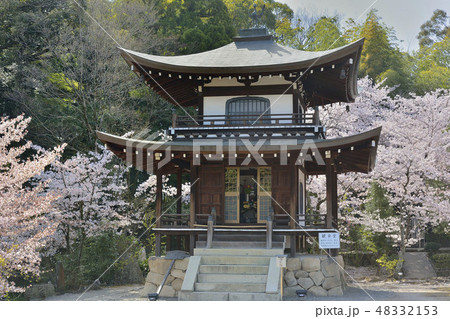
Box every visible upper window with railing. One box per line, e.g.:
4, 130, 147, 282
226, 97, 270, 125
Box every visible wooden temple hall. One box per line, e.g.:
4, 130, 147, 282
97, 27, 381, 257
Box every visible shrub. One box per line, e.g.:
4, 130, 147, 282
342, 252, 377, 267
376, 254, 401, 277
425, 242, 442, 253
425, 230, 450, 247
57, 232, 142, 290
430, 253, 450, 277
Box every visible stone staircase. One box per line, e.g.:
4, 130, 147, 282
179, 234, 285, 301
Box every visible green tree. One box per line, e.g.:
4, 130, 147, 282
0, 0, 76, 117
156, 0, 235, 54
412, 13, 450, 95
345, 9, 413, 96
2, 0, 173, 153
223, 0, 299, 46
378, 51, 414, 96
304, 16, 346, 51
417, 9, 449, 48
223, 0, 276, 31
365, 182, 395, 219
355, 10, 396, 81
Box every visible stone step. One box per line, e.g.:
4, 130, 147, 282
199, 264, 269, 274
196, 241, 284, 249
197, 273, 267, 283
195, 282, 266, 293
179, 291, 279, 301
194, 248, 284, 256
179, 291, 229, 301
200, 255, 270, 265
229, 292, 280, 301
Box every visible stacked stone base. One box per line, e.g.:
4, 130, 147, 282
141, 254, 345, 299
25, 283, 56, 300
283, 255, 346, 297
141, 257, 189, 298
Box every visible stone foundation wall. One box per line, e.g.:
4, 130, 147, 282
283, 255, 346, 297
25, 283, 56, 300
141, 257, 190, 298
141, 254, 345, 299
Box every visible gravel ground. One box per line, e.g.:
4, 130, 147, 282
44, 285, 148, 301
45, 279, 450, 301
284, 280, 450, 301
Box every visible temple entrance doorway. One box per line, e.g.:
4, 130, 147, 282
224, 167, 272, 224
239, 168, 258, 223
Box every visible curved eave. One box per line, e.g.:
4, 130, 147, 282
120, 38, 364, 107
119, 39, 364, 74
96, 126, 381, 175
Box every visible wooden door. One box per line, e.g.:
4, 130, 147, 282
198, 164, 224, 224
271, 165, 291, 218
224, 167, 239, 223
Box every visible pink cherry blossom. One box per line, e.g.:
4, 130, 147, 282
0, 115, 64, 296
39, 145, 137, 252
308, 78, 449, 249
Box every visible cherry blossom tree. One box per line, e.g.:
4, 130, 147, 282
135, 175, 190, 204
40, 145, 135, 256
0, 115, 64, 296
307, 78, 450, 253
369, 89, 449, 253
134, 174, 190, 227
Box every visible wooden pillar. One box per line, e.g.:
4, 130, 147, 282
167, 169, 183, 251
299, 235, 307, 253
325, 159, 338, 229
313, 106, 320, 126
189, 163, 198, 255
176, 235, 182, 251
298, 90, 307, 114
189, 164, 197, 227
266, 216, 273, 249
171, 111, 178, 128
326, 159, 338, 257
155, 170, 163, 257
189, 234, 195, 256
206, 216, 214, 248
176, 168, 182, 215
293, 86, 300, 123
197, 86, 204, 124
289, 156, 299, 257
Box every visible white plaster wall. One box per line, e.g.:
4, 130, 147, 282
204, 94, 292, 116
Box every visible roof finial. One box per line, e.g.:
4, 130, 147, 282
250, 3, 265, 28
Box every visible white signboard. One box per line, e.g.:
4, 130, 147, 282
319, 232, 340, 249
276, 255, 287, 268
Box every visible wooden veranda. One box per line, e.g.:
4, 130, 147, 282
97, 126, 381, 256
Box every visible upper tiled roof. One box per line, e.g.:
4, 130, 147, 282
120, 38, 364, 74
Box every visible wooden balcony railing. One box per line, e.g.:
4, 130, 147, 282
161, 213, 189, 227
191, 212, 328, 228
169, 111, 325, 139
273, 213, 328, 228
172, 112, 319, 128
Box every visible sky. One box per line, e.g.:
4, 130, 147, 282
278, 0, 450, 52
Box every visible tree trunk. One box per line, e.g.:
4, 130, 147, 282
394, 216, 406, 279
76, 202, 85, 270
